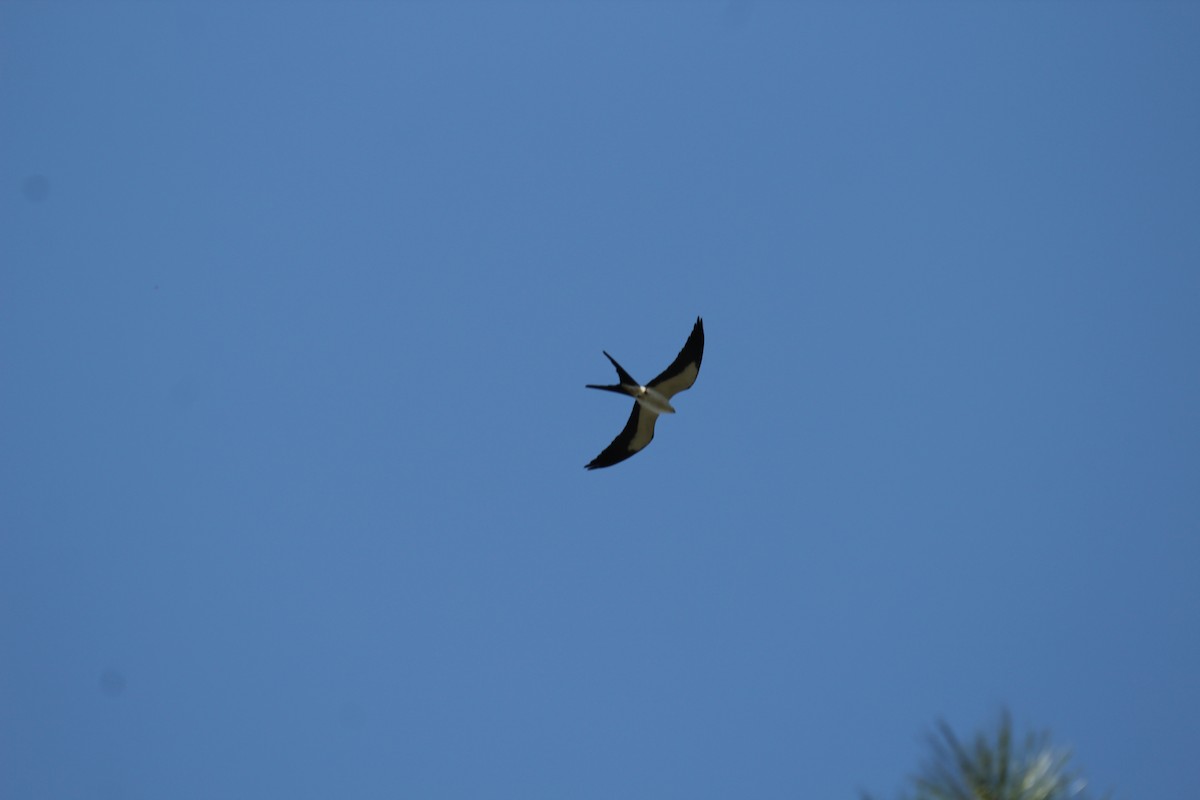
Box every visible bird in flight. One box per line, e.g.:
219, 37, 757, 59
585, 317, 704, 470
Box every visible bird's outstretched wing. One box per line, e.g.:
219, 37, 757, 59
647, 316, 704, 399
585, 403, 660, 470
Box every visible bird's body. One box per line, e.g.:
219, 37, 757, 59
584, 317, 704, 470
630, 386, 676, 416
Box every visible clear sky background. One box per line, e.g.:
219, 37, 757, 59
3, 2, 1198, 798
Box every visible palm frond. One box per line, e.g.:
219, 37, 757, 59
887, 710, 1098, 800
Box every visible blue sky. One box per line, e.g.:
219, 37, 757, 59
3, 2, 1198, 798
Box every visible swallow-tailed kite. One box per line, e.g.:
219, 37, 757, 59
585, 317, 704, 470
